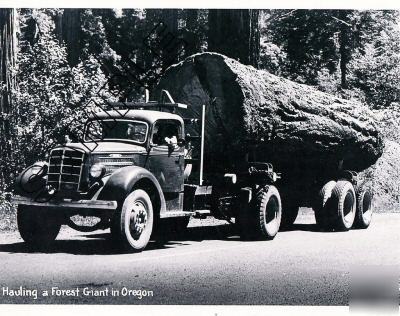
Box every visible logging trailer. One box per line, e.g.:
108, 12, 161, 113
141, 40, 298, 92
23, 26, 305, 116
11, 91, 373, 251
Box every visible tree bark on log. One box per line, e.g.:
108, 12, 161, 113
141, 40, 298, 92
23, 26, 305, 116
155, 52, 383, 179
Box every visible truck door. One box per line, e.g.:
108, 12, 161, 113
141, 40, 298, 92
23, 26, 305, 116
147, 119, 184, 192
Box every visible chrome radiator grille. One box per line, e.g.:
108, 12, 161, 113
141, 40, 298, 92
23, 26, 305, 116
47, 148, 85, 191
93, 156, 136, 174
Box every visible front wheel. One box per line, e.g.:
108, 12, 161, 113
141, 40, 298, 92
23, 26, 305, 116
112, 189, 154, 252
17, 206, 62, 247
238, 186, 282, 240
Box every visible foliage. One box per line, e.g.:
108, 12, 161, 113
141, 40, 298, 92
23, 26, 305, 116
0, 191, 16, 231
359, 105, 400, 211
349, 29, 400, 107
259, 41, 287, 76
80, 9, 120, 64
13, 9, 112, 169
260, 9, 400, 109
261, 10, 340, 84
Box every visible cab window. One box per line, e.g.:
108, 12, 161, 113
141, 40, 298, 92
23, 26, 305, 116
152, 120, 182, 146
85, 119, 148, 144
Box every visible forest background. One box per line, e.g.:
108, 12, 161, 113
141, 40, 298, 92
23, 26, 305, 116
1, 9, 400, 228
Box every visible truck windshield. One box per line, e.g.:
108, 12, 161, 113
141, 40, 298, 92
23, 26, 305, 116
84, 119, 148, 144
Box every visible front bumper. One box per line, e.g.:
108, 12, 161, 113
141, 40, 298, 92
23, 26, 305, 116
11, 195, 117, 211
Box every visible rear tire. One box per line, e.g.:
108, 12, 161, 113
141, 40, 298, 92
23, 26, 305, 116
112, 189, 154, 252
314, 180, 336, 228
353, 187, 373, 229
238, 186, 282, 240
328, 180, 356, 231
17, 206, 61, 247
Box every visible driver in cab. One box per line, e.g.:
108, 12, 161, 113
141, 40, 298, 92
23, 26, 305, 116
153, 123, 178, 148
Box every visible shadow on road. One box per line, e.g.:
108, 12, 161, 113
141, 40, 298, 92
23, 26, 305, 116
280, 223, 322, 232
0, 222, 326, 255
0, 223, 240, 255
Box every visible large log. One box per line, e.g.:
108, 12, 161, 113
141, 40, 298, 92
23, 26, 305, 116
155, 53, 383, 179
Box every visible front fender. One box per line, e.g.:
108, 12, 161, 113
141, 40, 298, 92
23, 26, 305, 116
14, 162, 48, 197
97, 166, 166, 214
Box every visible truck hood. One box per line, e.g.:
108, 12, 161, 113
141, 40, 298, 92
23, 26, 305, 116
64, 141, 147, 154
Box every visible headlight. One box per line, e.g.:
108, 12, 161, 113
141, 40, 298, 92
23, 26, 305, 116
90, 163, 106, 179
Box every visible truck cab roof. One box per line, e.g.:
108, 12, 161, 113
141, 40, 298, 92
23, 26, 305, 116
88, 109, 184, 125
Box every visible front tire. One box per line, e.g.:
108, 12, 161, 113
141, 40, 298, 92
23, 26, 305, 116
112, 189, 154, 252
17, 206, 61, 247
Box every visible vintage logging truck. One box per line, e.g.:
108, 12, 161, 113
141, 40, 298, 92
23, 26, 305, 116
11, 90, 374, 251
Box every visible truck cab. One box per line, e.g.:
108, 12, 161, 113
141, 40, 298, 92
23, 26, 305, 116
83, 110, 186, 194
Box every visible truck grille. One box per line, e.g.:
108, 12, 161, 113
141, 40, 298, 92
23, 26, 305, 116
47, 148, 85, 191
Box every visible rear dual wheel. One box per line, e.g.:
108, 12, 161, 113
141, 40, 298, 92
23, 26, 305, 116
315, 180, 356, 230
353, 187, 373, 229
314, 180, 372, 231
329, 180, 357, 231
238, 185, 282, 240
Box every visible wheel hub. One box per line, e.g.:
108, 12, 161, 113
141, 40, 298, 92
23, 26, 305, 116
129, 201, 148, 239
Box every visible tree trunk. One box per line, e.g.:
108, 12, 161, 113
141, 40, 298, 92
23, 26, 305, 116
0, 8, 17, 190
249, 9, 260, 68
184, 9, 199, 56
56, 9, 82, 66
161, 9, 179, 69
338, 10, 351, 89
208, 9, 260, 67
155, 53, 383, 180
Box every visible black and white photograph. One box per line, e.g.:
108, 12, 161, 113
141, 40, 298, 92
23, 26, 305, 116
0, 2, 399, 313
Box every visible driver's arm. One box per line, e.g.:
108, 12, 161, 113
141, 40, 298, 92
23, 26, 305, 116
165, 135, 178, 145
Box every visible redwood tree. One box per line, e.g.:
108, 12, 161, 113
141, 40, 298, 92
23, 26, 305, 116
208, 9, 260, 67
0, 8, 17, 191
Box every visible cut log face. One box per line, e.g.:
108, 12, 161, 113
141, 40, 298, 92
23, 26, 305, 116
155, 52, 383, 179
